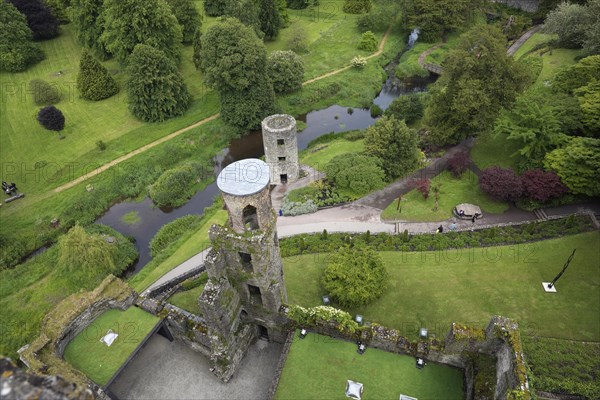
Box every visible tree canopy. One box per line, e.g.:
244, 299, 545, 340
364, 115, 420, 179
543, 1, 590, 49
267, 50, 304, 93
324, 153, 385, 195
126, 44, 190, 122
77, 49, 119, 101
0, 1, 44, 72
101, 0, 182, 64
70, 0, 108, 59
321, 245, 388, 308
258, 0, 283, 40
424, 25, 529, 145
8, 0, 59, 40
165, 0, 202, 43
37, 106, 65, 132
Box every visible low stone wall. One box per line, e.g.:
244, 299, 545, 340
143, 265, 205, 300
266, 330, 295, 400
163, 304, 212, 357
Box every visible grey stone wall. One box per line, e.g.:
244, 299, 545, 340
262, 114, 299, 184
222, 184, 273, 233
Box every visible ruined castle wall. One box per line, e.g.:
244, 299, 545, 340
262, 114, 299, 184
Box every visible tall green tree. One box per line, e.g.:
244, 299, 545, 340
77, 49, 119, 101
495, 100, 565, 164
101, 0, 182, 64
258, 0, 283, 40
424, 25, 529, 145
544, 137, 600, 197
0, 1, 44, 72
404, 0, 482, 42
204, 0, 226, 16
223, 0, 263, 38
364, 115, 420, 179
70, 0, 108, 59
267, 50, 304, 93
201, 18, 276, 129
192, 28, 202, 70
582, 0, 600, 55
165, 0, 201, 43
8, 0, 59, 40
543, 1, 589, 49
575, 80, 600, 135
126, 44, 191, 122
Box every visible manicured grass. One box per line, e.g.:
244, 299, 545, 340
168, 284, 206, 315
299, 138, 364, 170
471, 131, 521, 171
394, 42, 432, 78
120, 211, 140, 225
521, 336, 600, 399
275, 330, 464, 400
381, 170, 508, 221
283, 232, 600, 341
513, 32, 555, 60
128, 209, 228, 292
64, 307, 160, 386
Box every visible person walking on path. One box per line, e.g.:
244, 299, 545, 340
436, 224, 443, 234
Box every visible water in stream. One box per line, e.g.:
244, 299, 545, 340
97, 71, 437, 274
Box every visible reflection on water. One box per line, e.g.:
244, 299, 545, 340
98, 74, 437, 275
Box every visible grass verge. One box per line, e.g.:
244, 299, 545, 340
283, 232, 600, 341
168, 285, 206, 315
299, 138, 365, 170
275, 330, 464, 399
64, 307, 160, 386
381, 170, 508, 221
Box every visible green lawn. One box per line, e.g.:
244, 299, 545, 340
471, 131, 521, 171
283, 232, 600, 341
275, 330, 464, 400
64, 307, 160, 386
168, 284, 206, 315
381, 170, 508, 221
300, 138, 365, 170
128, 209, 228, 292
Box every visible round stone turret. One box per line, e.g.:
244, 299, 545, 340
217, 158, 274, 233
262, 114, 299, 185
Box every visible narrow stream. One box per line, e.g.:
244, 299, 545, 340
97, 68, 437, 274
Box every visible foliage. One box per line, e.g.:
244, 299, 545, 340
204, 0, 227, 16
0, 1, 44, 72
357, 30, 378, 51
582, 0, 600, 55
364, 115, 420, 179
574, 80, 600, 135
324, 153, 385, 196
126, 44, 190, 122
543, 1, 589, 49
343, 0, 371, 14
479, 166, 522, 202
180, 272, 209, 291
258, 0, 283, 39
286, 0, 319, 9
8, 0, 59, 40
552, 55, 600, 95
287, 23, 309, 53
223, 0, 263, 39
351, 55, 367, 68
29, 79, 60, 105
544, 136, 600, 197
165, 0, 201, 44
148, 163, 201, 207
404, 0, 482, 42
150, 215, 201, 257
411, 178, 430, 200
495, 99, 565, 164
369, 103, 382, 117
287, 305, 359, 333
520, 169, 567, 203
201, 18, 275, 128
522, 336, 600, 399
37, 105, 65, 132
56, 225, 137, 287
192, 28, 202, 70
383, 94, 423, 124
76, 49, 119, 101
424, 25, 529, 145
267, 50, 304, 93
70, 0, 108, 59
281, 198, 318, 216
447, 151, 471, 177
101, 0, 182, 64
321, 245, 388, 308
356, 1, 399, 32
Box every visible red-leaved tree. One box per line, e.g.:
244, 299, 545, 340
521, 169, 568, 203
447, 151, 471, 177
479, 166, 522, 202
412, 178, 430, 199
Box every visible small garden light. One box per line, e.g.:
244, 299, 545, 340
357, 341, 366, 355
299, 328, 307, 339
416, 358, 425, 369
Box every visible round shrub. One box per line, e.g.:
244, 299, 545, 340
281, 198, 318, 216
357, 30, 378, 51
370, 103, 382, 118
383, 94, 423, 124
351, 55, 367, 68
520, 169, 568, 203
324, 153, 385, 196
37, 105, 65, 132
343, 0, 371, 14
267, 50, 304, 93
321, 245, 388, 307
148, 163, 199, 207
447, 151, 471, 178
480, 166, 522, 202
29, 79, 60, 105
